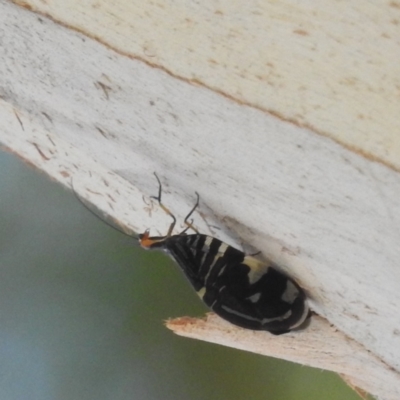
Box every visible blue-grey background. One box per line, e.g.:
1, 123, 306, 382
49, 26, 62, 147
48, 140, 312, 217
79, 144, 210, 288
0, 148, 360, 400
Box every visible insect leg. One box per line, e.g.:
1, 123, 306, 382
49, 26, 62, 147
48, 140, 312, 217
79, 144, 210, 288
151, 173, 176, 237
180, 219, 195, 234
182, 192, 200, 233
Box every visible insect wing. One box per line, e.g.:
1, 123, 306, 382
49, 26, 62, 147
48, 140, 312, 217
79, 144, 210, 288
164, 234, 309, 334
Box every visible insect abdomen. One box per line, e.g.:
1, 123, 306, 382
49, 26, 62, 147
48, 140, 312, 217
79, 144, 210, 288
163, 234, 310, 334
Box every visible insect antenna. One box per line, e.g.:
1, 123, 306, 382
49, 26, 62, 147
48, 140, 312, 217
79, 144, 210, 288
71, 180, 138, 239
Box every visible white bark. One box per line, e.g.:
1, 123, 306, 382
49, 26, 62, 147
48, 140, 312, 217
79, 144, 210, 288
167, 314, 399, 400
1, 1, 400, 399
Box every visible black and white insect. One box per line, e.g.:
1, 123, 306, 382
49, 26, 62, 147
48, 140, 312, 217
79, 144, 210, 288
139, 174, 310, 335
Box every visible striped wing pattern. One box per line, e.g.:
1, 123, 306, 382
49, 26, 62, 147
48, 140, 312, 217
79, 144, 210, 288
162, 234, 309, 334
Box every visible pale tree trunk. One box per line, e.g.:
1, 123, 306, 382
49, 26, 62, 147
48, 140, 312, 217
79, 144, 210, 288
1, 1, 400, 399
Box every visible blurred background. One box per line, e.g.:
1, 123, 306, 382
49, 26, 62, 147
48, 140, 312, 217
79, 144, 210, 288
0, 147, 361, 400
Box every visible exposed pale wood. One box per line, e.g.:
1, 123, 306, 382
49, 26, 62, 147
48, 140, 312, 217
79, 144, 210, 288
340, 374, 372, 400
167, 314, 399, 400
12, 0, 400, 172
1, 1, 400, 399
